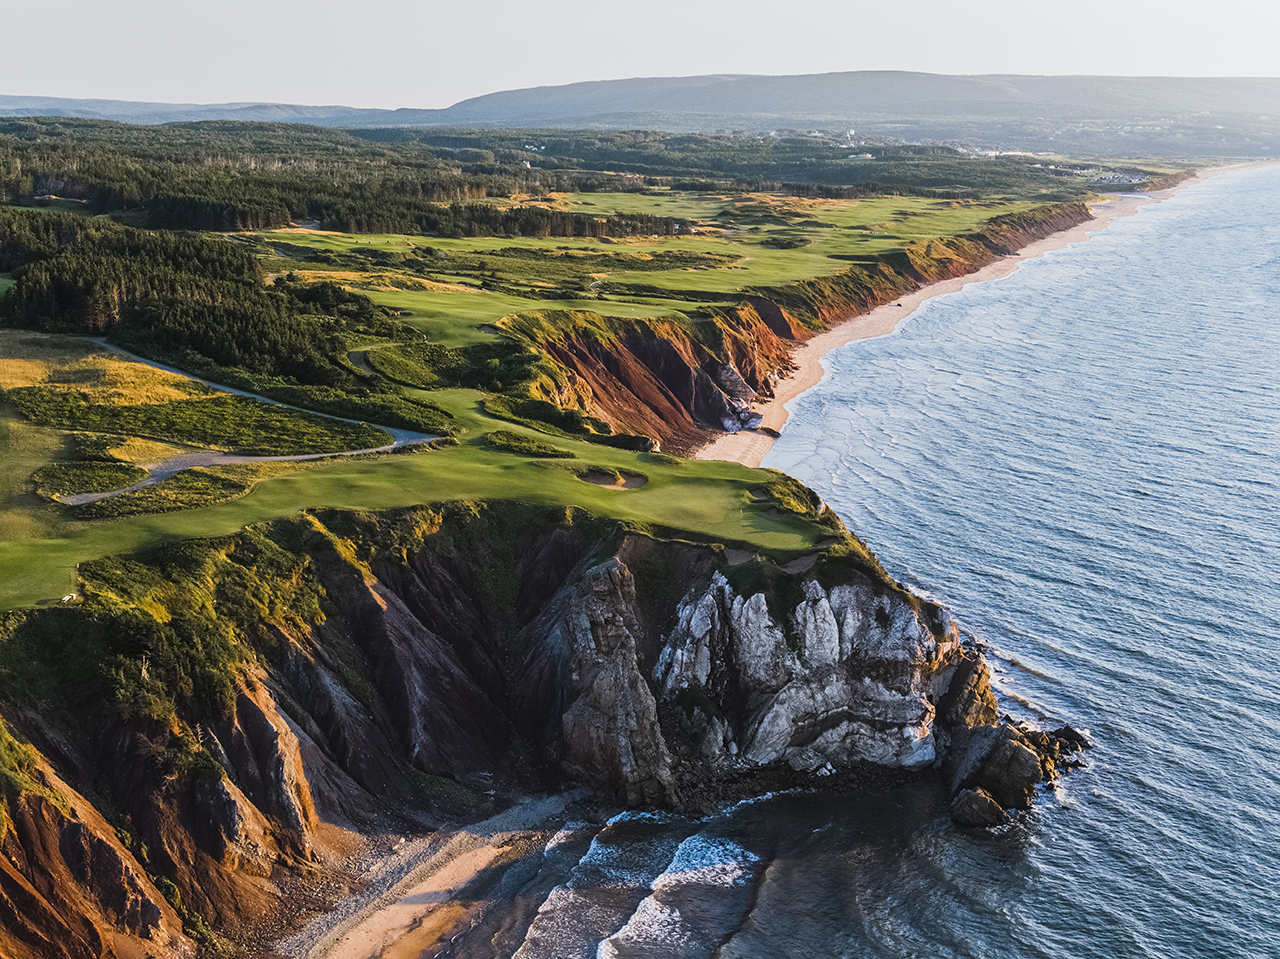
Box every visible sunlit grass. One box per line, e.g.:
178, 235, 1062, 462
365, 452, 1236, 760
258, 191, 1029, 347
0, 385, 825, 609
357, 286, 686, 348
0, 331, 209, 403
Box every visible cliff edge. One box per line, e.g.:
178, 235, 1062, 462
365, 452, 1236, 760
0, 501, 1078, 951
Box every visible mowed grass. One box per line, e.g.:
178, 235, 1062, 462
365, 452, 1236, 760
357, 287, 687, 348
0, 385, 826, 609
258, 192, 1030, 343
0, 275, 14, 298
0, 407, 65, 542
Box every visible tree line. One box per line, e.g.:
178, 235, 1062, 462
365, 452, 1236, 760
0, 119, 692, 236
0, 118, 1103, 240
1, 207, 360, 384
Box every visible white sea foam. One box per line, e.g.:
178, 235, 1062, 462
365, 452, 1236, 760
596, 834, 764, 958
656, 834, 762, 890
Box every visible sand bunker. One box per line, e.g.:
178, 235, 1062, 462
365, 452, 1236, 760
577, 467, 648, 489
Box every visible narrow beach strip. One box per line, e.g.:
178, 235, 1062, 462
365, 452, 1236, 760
695, 165, 1255, 469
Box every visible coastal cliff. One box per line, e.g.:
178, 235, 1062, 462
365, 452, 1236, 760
497, 203, 1093, 453
0, 502, 1069, 952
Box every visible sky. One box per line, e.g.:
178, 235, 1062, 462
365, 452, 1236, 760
4, 0, 1278, 109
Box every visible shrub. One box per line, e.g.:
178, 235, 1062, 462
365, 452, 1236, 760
484, 430, 576, 458
32, 462, 148, 499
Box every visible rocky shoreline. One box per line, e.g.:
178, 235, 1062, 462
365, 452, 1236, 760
946, 718, 1092, 828
0, 502, 1092, 957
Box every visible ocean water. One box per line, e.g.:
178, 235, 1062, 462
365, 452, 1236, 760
434, 166, 1280, 959
759, 164, 1280, 958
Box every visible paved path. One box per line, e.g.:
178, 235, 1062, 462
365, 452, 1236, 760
63, 341, 438, 504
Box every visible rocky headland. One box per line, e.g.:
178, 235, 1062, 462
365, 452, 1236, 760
0, 182, 1100, 959
0, 501, 1085, 956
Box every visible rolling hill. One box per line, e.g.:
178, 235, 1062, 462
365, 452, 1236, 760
3, 72, 1279, 155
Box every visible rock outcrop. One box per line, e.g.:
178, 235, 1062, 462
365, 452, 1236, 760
0, 501, 1085, 947
945, 720, 1093, 826
515, 547, 989, 808
949, 788, 1008, 827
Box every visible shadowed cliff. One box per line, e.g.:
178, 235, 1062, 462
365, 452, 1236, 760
0, 500, 1022, 952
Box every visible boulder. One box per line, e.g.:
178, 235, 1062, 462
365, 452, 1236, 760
946, 723, 1044, 810
1049, 724, 1092, 751
950, 788, 1007, 827
935, 649, 999, 728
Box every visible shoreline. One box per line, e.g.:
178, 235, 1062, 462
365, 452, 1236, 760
694, 163, 1261, 469
275, 793, 579, 959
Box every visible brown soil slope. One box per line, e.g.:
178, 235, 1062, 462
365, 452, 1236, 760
508, 203, 1091, 453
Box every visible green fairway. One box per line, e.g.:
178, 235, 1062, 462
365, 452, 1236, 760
358, 286, 688, 347
0, 386, 829, 609
0, 446, 823, 610
257, 192, 1030, 347
0, 409, 64, 543
0, 190, 1049, 609
0, 274, 14, 298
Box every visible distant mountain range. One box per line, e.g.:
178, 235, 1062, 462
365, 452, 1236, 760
4, 72, 1279, 156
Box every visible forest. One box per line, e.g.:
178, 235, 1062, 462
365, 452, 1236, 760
0, 118, 1161, 236
0, 207, 456, 434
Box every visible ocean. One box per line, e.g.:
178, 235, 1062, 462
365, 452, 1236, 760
759, 163, 1280, 958
396, 166, 1280, 959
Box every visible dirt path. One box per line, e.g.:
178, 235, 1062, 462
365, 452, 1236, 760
65, 341, 438, 504
346, 341, 407, 378
348, 349, 379, 376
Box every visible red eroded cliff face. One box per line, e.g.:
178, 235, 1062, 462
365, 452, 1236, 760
0, 754, 193, 959
507, 203, 1092, 452
536, 307, 796, 454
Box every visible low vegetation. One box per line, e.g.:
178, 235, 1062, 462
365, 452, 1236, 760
68, 468, 252, 519
4, 386, 391, 455
485, 429, 576, 458
31, 461, 147, 499
362, 338, 546, 393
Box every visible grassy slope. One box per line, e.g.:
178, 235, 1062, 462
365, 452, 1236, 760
0, 385, 824, 609
357, 287, 686, 346
0, 407, 64, 543
0, 189, 1056, 608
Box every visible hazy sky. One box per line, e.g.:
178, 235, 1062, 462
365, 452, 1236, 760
4, 0, 1277, 108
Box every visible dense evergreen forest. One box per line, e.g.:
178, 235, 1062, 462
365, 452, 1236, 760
0, 118, 1131, 237
0, 207, 456, 433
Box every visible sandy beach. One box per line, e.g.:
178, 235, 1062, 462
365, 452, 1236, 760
695, 165, 1259, 468
275, 793, 580, 959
